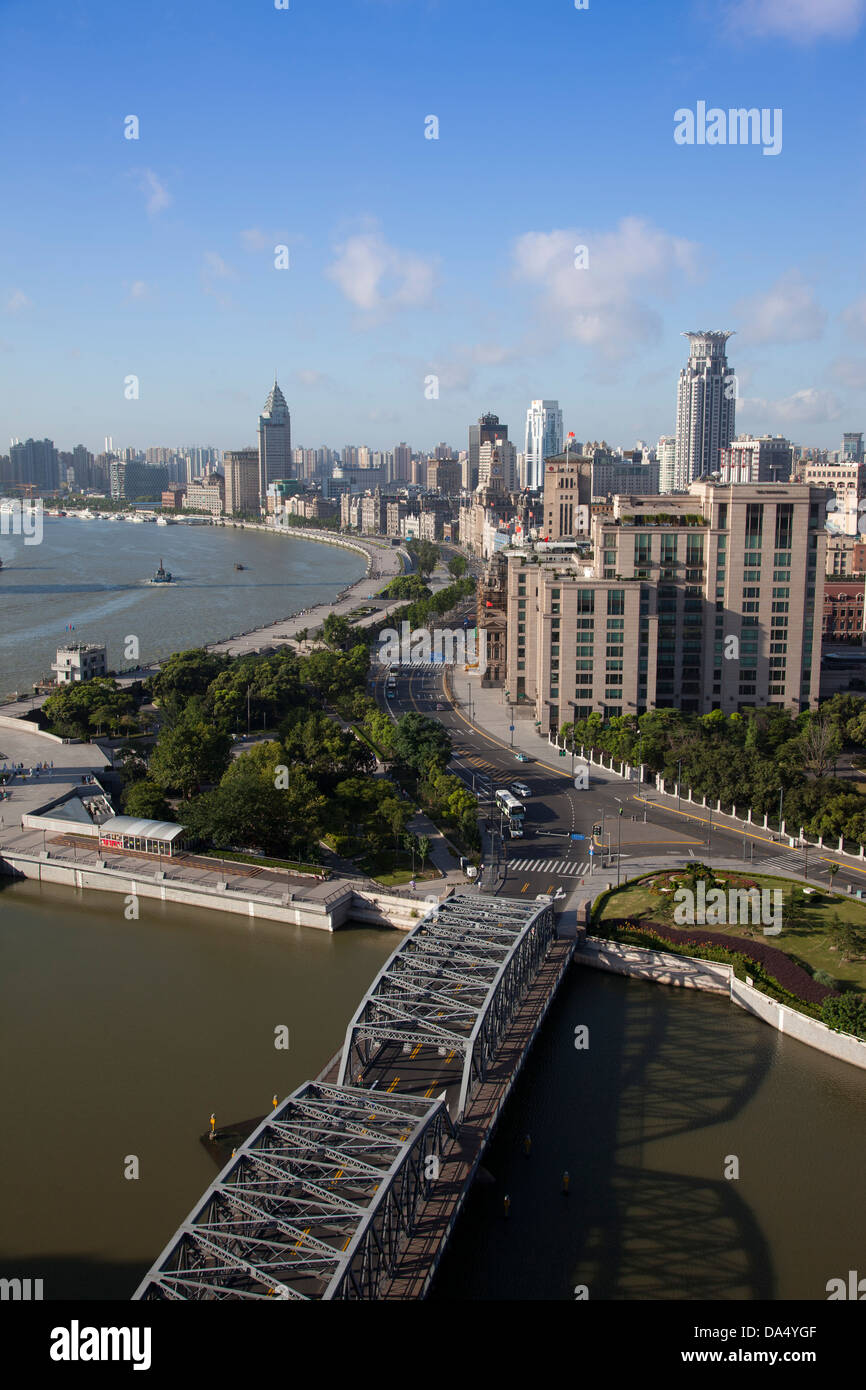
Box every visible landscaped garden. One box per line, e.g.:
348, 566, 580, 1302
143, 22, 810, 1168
592, 865, 866, 1037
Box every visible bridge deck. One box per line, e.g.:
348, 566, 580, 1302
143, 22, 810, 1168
378, 936, 574, 1299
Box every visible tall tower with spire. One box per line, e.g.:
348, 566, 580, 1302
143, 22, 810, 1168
257, 375, 292, 498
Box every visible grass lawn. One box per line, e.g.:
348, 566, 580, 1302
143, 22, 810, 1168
357, 847, 440, 887
594, 872, 866, 993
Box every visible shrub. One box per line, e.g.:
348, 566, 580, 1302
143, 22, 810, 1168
821, 993, 866, 1040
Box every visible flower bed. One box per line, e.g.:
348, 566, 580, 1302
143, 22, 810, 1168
602, 918, 835, 1007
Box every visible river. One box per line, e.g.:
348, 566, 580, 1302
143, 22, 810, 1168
0, 881, 863, 1301
0, 517, 365, 696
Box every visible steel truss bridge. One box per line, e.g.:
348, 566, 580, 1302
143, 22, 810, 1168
133, 893, 556, 1302
337, 893, 555, 1121
133, 1083, 454, 1300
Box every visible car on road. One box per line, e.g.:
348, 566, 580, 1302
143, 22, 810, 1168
514, 752, 530, 762
435, 701, 444, 710
511, 781, 531, 799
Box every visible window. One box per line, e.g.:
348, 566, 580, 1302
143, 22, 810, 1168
606, 644, 624, 657
607, 590, 625, 615
745, 502, 763, 548
576, 590, 594, 614
774, 504, 793, 551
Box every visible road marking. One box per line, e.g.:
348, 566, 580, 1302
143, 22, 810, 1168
521, 881, 529, 893
424, 1085, 437, 1098
386, 1077, 399, 1093
293, 1225, 311, 1250
410, 1044, 422, 1059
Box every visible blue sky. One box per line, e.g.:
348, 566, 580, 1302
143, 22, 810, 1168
1, 0, 864, 457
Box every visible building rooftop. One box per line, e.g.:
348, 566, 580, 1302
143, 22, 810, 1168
100, 816, 185, 842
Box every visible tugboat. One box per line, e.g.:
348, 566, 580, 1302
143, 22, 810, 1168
234, 562, 246, 571
149, 558, 172, 584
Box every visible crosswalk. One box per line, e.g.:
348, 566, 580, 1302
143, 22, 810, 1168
507, 858, 592, 877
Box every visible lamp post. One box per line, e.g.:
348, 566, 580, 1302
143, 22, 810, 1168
677, 758, 682, 813
778, 786, 784, 841
614, 798, 624, 887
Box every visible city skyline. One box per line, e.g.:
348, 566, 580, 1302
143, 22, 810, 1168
1, 2, 864, 452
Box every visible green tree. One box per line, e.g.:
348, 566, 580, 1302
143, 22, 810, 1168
321, 612, 356, 652
391, 712, 451, 776
417, 834, 431, 871
148, 699, 232, 797
123, 779, 173, 820
149, 649, 230, 710
447, 554, 467, 580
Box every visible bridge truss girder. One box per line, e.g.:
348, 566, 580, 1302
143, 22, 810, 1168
132, 1083, 454, 1302
337, 894, 555, 1119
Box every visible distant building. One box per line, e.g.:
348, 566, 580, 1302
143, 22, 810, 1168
478, 438, 517, 493
721, 435, 793, 484
675, 331, 736, 484
794, 457, 866, 536
468, 413, 507, 492
161, 488, 186, 511
51, 643, 107, 685
657, 435, 680, 493
185, 472, 225, 516
426, 458, 462, 493
523, 400, 563, 492
824, 580, 865, 644
110, 460, 169, 501
258, 378, 292, 498
842, 432, 864, 463
224, 448, 260, 516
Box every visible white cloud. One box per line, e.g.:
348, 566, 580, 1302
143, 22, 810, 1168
325, 226, 436, 314
725, 0, 864, 41
831, 356, 866, 390
240, 228, 271, 252
295, 368, 333, 388
138, 169, 171, 216
5, 289, 32, 314
842, 297, 866, 334
511, 217, 701, 361
202, 252, 236, 280
127, 281, 150, 301
744, 387, 842, 424
736, 272, 826, 344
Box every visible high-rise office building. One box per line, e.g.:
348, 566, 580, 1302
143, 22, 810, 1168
657, 436, 679, 493
468, 413, 507, 492
8, 437, 59, 493
393, 442, 412, 481
675, 331, 736, 485
224, 448, 261, 516
843, 432, 864, 463
523, 400, 563, 492
258, 378, 292, 497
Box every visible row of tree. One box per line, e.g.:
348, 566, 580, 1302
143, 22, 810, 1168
561, 694, 866, 843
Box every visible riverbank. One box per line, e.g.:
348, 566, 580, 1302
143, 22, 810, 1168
203, 527, 407, 659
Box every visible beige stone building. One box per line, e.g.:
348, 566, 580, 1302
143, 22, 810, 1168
184, 471, 225, 516
503, 481, 827, 732
223, 449, 260, 517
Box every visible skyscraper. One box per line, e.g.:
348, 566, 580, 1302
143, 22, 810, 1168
257, 377, 292, 497
523, 400, 563, 491
675, 332, 736, 484
468, 413, 507, 491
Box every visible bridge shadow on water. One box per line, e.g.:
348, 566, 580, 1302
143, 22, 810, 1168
431, 967, 777, 1301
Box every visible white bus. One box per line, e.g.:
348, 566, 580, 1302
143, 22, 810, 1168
495, 788, 525, 838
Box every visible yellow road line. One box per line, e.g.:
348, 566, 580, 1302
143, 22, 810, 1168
293, 1226, 310, 1250
521, 881, 529, 894
424, 1085, 437, 1098
386, 1077, 399, 1093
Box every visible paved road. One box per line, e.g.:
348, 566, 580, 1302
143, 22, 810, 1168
379, 665, 866, 908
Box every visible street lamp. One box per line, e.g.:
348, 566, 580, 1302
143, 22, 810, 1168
677, 758, 682, 813
614, 797, 624, 887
